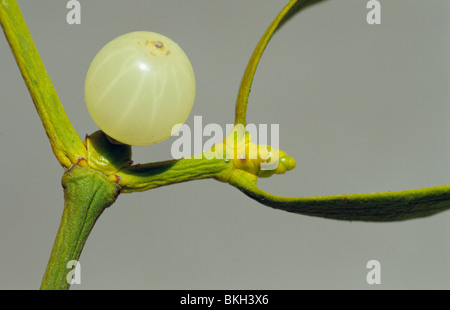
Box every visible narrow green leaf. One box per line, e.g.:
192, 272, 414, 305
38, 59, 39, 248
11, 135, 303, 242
235, 0, 328, 126
229, 170, 450, 222
275, 0, 329, 35
0, 0, 86, 168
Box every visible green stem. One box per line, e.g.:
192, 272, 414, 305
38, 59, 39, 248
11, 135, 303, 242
234, 0, 328, 126
234, 0, 298, 126
117, 157, 233, 193
0, 0, 86, 168
229, 169, 450, 222
40, 165, 120, 290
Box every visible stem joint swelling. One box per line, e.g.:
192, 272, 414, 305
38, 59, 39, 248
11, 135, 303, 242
40, 165, 120, 290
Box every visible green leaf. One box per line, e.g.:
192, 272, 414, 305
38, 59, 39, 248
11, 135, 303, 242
235, 0, 328, 126
275, 0, 329, 35
229, 170, 450, 222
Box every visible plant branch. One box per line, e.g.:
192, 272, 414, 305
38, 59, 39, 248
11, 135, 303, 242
229, 169, 450, 221
40, 165, 120, 290
117, 157, 233, 193
0, 0, 86, 168
235, 0, 327, 126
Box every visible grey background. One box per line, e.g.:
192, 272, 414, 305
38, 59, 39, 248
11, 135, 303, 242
1, 0, 449, 289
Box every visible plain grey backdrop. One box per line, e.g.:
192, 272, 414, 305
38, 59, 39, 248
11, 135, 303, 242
1, 0, 449, 289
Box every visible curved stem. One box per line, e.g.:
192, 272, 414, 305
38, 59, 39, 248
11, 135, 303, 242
234, 0, 328, 126
40, 165, 120, 290
234, 0, 299, 126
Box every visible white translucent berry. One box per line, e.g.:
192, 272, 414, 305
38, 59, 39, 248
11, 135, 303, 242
85, 31, 196, 146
